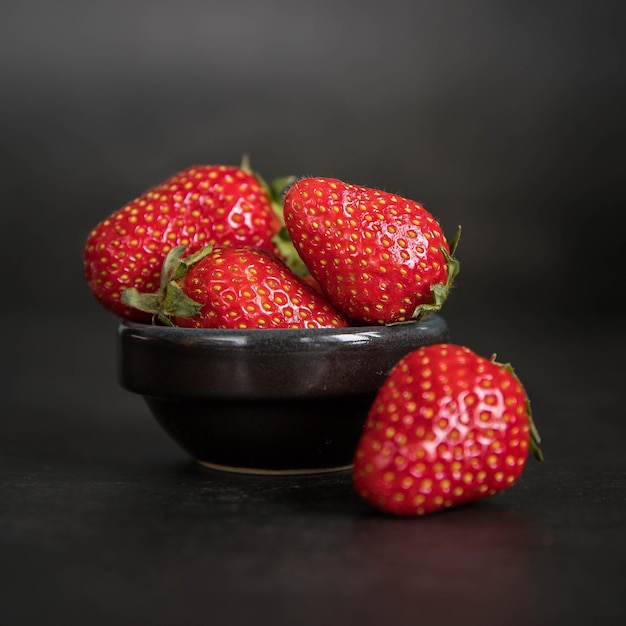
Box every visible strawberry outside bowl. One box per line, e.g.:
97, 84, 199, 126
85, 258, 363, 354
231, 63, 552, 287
117, 314, 450, 474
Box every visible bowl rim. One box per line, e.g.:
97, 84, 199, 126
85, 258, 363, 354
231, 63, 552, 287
118, 313, 448, 348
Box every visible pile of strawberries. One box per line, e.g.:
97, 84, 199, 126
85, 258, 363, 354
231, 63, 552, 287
84, 158, 542, 516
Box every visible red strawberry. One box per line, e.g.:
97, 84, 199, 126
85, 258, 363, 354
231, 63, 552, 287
353, 343, 542, 516
122, 245, 351, 329
283, 177, 460, 325
84, 160, 293, 321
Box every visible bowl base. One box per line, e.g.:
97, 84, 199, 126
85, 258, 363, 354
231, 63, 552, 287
146, 394, 372, 474
196, 459, 354, 476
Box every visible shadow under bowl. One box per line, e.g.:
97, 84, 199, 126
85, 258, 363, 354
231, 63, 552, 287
117, 315, 450, 474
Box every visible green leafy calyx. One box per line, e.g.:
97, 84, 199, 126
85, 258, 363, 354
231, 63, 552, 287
240, 154, 308, 276
121, 245, 212, 325
411, 226, 461, 320
496, 356, 544, 462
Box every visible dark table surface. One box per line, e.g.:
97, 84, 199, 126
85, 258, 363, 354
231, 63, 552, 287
3, 304, 625, 626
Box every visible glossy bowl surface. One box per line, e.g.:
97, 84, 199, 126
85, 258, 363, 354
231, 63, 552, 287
117, 315, 450, 473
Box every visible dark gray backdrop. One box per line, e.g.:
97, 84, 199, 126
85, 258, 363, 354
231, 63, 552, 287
2, 0, 624, 415
3, 0, 623, 323
2, 4, 625, 623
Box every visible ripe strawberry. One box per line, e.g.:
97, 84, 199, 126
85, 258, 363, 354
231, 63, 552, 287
84, 159, 293, 321
122, 245, 351, 329
283, 177, 460, 325
353, 343, 542, 516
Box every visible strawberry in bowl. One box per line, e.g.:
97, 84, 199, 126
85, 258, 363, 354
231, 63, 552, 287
84, 159, 295, 321
86, 166, 463, 474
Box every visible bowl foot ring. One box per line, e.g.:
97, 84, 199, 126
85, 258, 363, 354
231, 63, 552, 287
196, 459, 354, 476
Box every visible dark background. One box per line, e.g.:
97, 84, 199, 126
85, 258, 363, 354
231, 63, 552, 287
2, 1, 625, 624
2, 0, 624, 323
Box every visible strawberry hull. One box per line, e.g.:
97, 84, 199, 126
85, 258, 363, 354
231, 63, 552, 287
117, 315, 449, 473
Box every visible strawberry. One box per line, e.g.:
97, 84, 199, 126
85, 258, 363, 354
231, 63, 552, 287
122, 245, 351, 329
84, 159, 294, 321
283, 177, 460, 325
353, 344, 542, 516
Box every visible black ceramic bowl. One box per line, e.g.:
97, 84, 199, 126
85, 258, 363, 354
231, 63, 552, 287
117, 315, 450, 474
